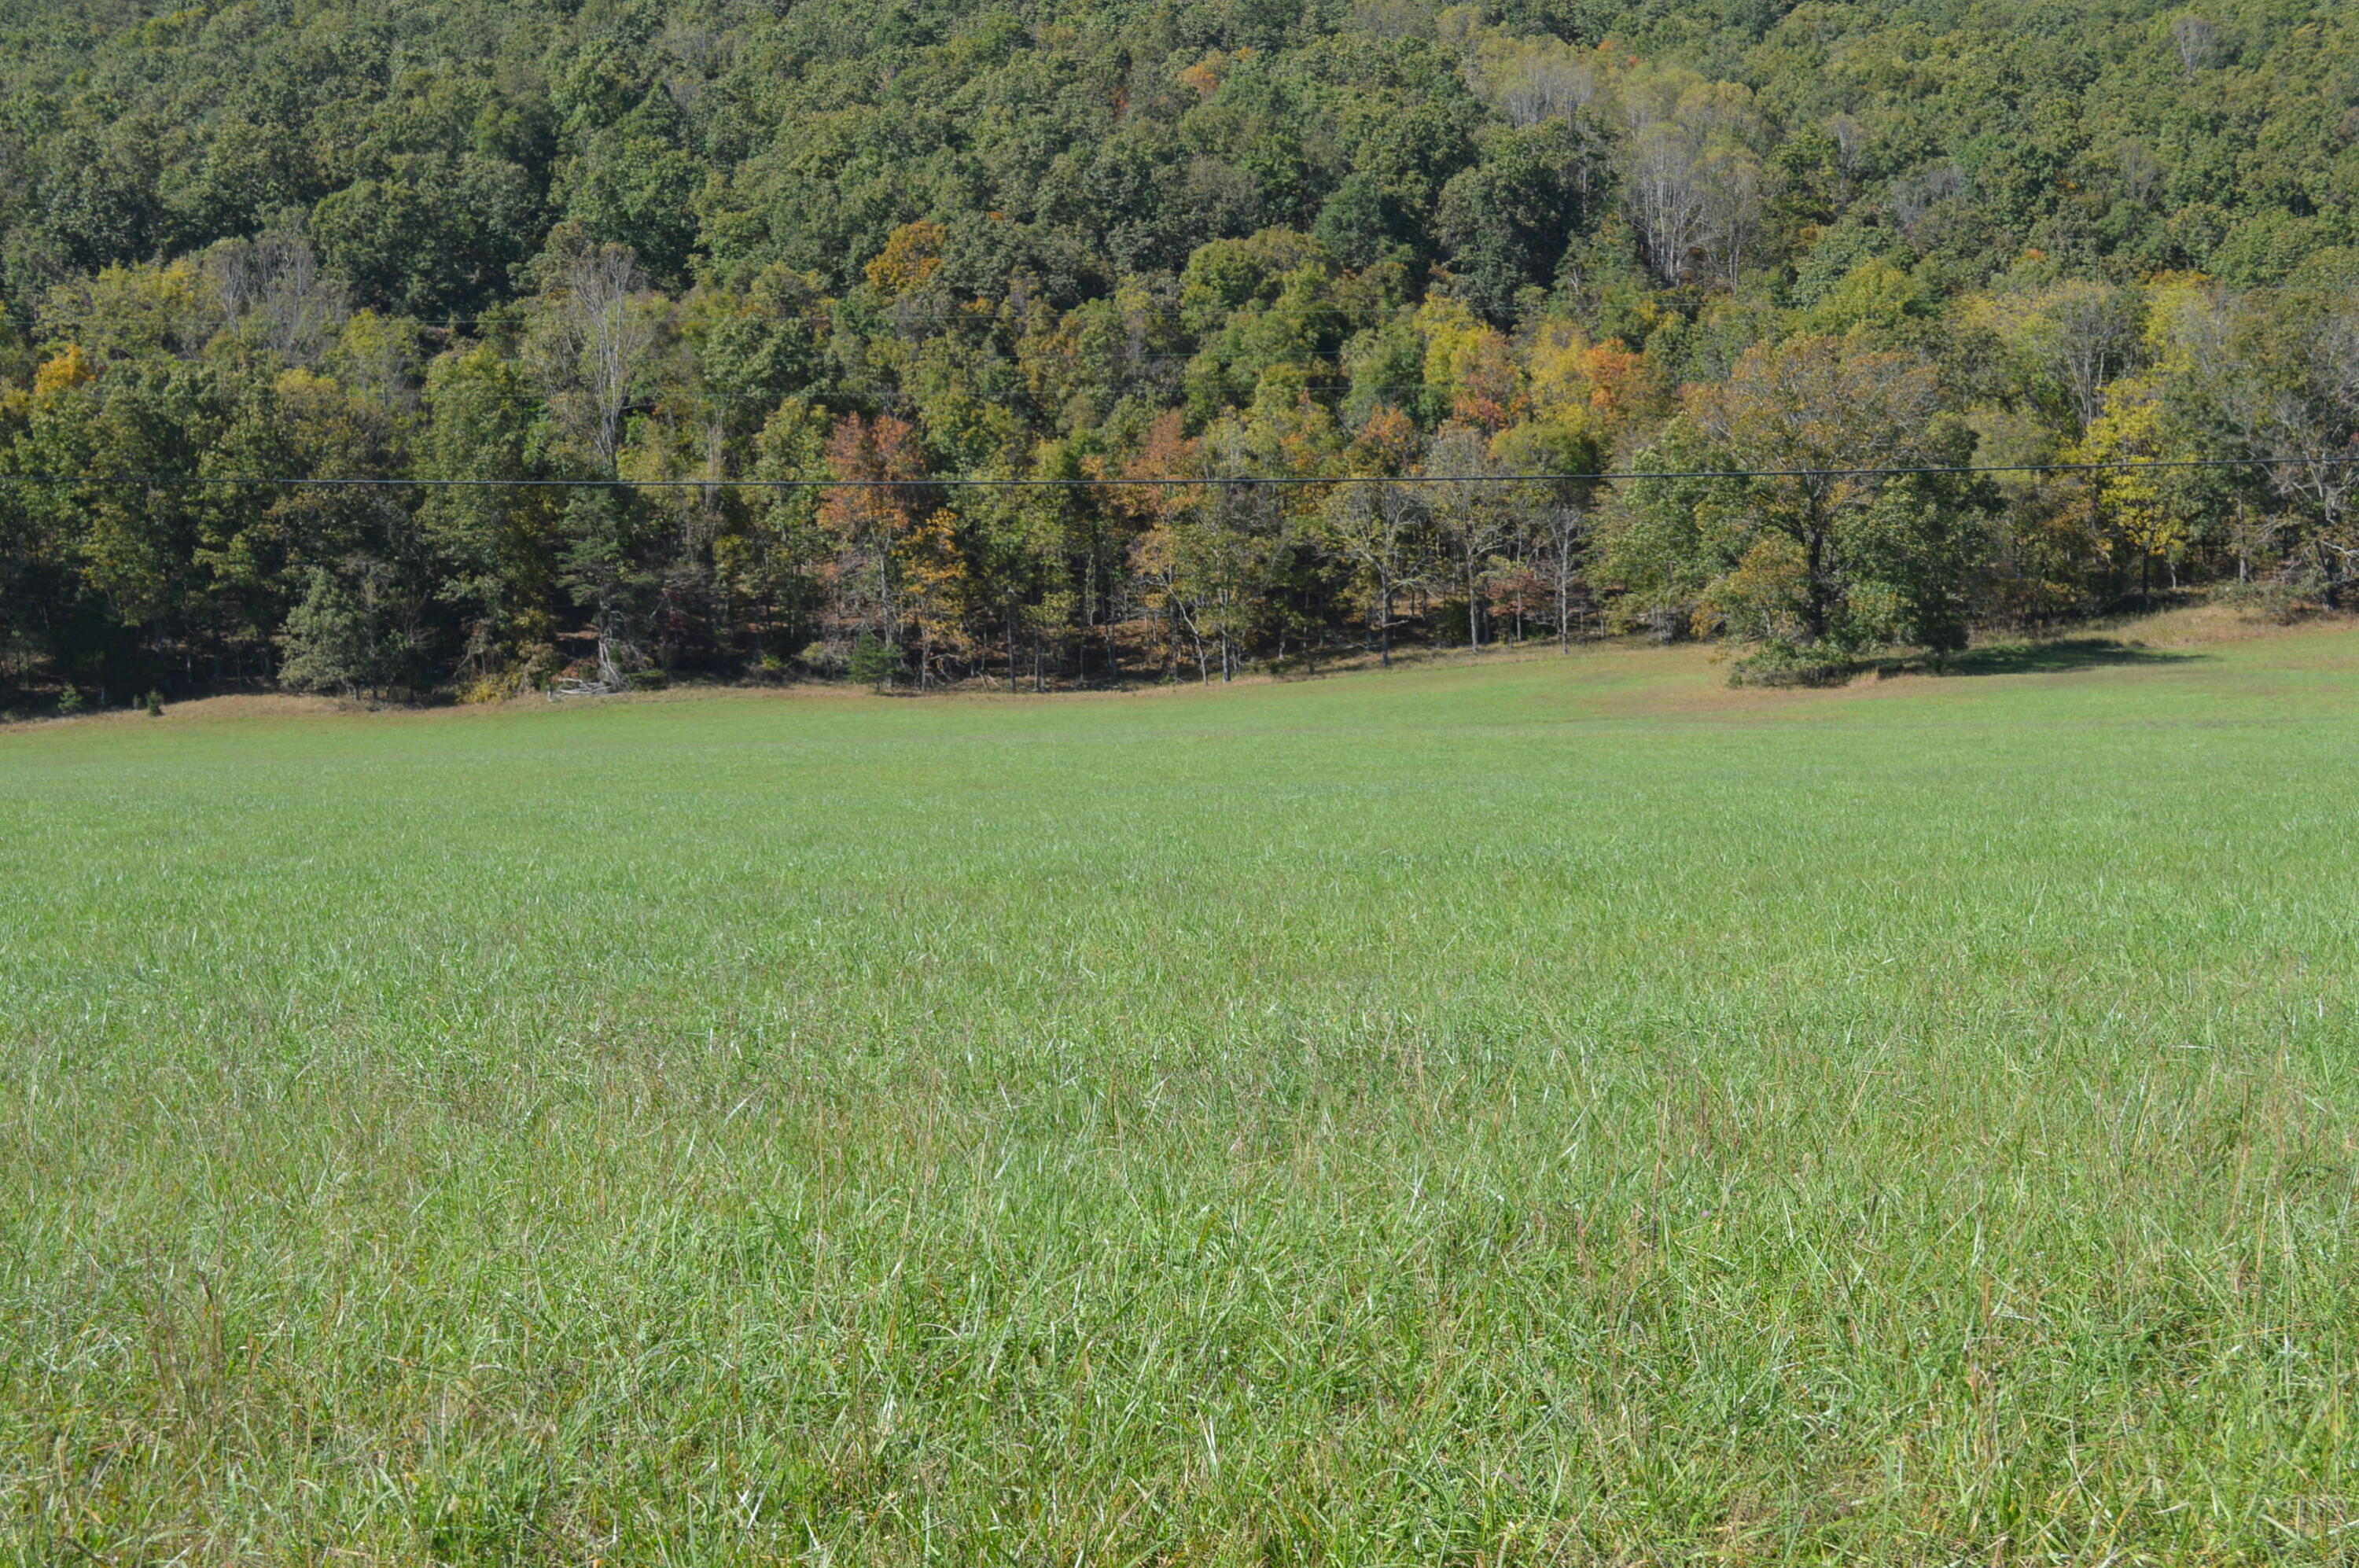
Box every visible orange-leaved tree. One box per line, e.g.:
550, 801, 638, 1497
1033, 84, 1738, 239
1121, 411, 1213, 681
820, 414, 932, 652
1319, 404, 1429, 664
896, 506, 973, 687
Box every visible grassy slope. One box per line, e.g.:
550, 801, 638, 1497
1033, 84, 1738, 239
3, 624, 2357, 1563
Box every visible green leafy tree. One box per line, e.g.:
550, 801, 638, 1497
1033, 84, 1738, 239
846, 631, 903, 690
1630, 335, 1991, 675
279, 561, 425, 698
1435, 121, 1600, 323
416, 338, 564, 676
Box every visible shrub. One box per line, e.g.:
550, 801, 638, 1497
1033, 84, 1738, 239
2214, 568, 2328, 625
1727, 641, 1855, 687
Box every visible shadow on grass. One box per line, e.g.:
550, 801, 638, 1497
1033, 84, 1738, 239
1918, 637, 2204, 678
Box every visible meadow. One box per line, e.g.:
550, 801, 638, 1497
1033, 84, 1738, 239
3, 617, 2357, 1565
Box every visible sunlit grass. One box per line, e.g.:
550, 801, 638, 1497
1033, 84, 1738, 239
4, 622, 2357, 1563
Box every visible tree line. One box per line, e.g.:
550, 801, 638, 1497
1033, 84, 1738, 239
1, 0, 2354, 702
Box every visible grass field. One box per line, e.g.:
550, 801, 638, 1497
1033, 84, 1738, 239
5, 617, 2358, 1565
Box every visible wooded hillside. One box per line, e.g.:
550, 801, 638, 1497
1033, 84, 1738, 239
2, 0, 2353, 699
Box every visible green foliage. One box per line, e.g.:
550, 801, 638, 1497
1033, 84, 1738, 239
846, 629, 904, 690
278, 563, 424, 698
1, 0, 2357, 694
1435, 120, 1599, 323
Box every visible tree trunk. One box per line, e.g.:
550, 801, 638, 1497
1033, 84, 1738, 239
1453, 547, 1472, 650
1803, 521, 1831, 642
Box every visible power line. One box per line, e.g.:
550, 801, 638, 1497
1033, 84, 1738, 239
0, 455, 2350, 489
600, 380, 1540, 404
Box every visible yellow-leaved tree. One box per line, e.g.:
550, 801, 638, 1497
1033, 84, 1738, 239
2068, 275, 2215, 602
2071, 383, 2192, 602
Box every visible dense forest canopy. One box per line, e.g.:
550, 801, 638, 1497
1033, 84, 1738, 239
0, 0, 2354, 699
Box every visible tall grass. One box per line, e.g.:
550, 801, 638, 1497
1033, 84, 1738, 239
3, 628, 2357, 1563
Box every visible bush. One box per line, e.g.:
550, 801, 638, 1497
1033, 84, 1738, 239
2214, 569, 2328, 624
456, 669, 527, 705
143, 690, 164, 716
55, 684, 83, 715
1727, 641, 1856, 687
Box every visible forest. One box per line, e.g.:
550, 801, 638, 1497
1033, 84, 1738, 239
1, 0, 2356, 701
